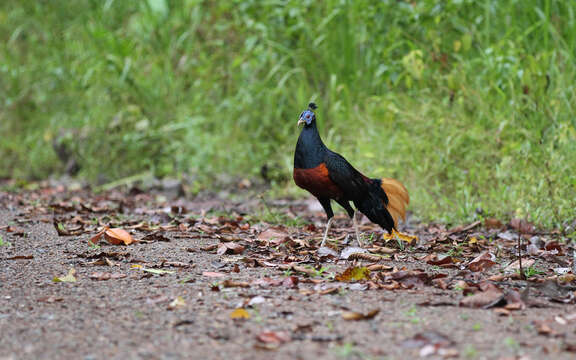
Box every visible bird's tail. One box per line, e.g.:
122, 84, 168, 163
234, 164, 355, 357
378, 178, 409, 228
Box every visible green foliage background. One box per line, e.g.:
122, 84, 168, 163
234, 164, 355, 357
1, 0, 575, 227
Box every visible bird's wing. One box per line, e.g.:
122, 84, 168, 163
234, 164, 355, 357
324, 151, 369, 199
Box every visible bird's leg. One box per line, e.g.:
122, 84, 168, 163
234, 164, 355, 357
320, 217, 334, 247
353, 211, 362, 247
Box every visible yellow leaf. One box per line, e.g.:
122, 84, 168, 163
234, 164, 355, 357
469, 236, 478, 246
230, 308, 250, 319
335, 266, 370, 282
53, 268, 77, 283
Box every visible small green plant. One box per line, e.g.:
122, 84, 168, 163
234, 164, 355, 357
447, 244, 464, 257
463, 344, 478, 358
88, 241, 101, 250
0, 235, 10, 247
333, 343, 361, 358
472, 323, 482, 331
404, 306, 421, 324
503, 337, 519, 350
521, 266, 545, 278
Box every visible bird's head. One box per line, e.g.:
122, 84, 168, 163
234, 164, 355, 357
297, 103, 317, 127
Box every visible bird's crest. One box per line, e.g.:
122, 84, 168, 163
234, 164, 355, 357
308, 102, 317, 111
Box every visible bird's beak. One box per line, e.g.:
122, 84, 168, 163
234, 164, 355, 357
297, 118, 305, 127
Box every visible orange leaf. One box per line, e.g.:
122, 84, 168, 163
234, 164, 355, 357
342, 309, 380, 321
104, 228, 134, 245
89, 228, 106, 245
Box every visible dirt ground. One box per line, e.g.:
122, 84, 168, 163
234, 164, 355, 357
1, 184, 575, 360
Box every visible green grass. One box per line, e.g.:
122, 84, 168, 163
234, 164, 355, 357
1, 0, 575, 228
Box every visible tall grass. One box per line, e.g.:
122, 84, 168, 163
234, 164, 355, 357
1, 0, 575, 228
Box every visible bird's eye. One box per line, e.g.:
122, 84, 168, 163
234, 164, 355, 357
306, 115, 310, 119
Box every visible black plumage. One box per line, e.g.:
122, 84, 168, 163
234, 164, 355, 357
293, 103, 410, 246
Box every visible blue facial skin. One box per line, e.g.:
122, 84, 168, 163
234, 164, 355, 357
300, 110, 315, 125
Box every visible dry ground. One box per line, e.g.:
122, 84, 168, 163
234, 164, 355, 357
1, 184, 575, 360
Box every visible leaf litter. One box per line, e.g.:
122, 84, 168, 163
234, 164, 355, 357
2, 180, 576, 358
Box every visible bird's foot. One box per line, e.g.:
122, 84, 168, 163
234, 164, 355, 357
382, 229, 418, 245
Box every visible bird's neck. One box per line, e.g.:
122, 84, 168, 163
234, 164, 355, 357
294, 122, 327, 169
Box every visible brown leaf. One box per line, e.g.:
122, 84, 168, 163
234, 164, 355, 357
401, 331, 455, 349
221, 280, 250, 288
257, 227, 291, 245
388, 270, 430, 288
534, 320, 557, 336
424, 253, 455, 266
282, 276, 299, 288
510, 218, 534, 234
6, 226, 26, 236
88, 272, 127, 281
142, 231, 171, 242
104, 228, 134, 245
202, 271, 226, 278
37, 295, 64, 303
467, 251, 497, 272
504, 258, 535, 272
6, 255, 33, 260
217, 242, 245, 255
432, 278, 449, 290
366, 264, 393, 271
342, 309, 379, 321
448, 221, 481, 234
460, 287, 504, 308
256, 331, 291, 347
544, 241, 564, 254
484, 218, 504, 229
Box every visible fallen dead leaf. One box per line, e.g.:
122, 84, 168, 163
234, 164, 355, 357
202, 271, 226, 278
53, 268, 77, 283
90, 227, 134, 245
222, 280, 251, 288
424, 253, 455, 266
335, 266, 370, 282
6, 255, 33, 260
258, 227, 290, 245
89, 272, 127, 280
341, 309, 379, 321
282, 276, 299, 288
230, 308, 250, 319
485, 218, 504, 229
37, 295, 64, 303
401, 331, 456, 354
105, 228, 134, 245
460, 285, 503, 308
505, 258, 535, 272
467, 251, 497, 272
217, 242, 245, 255
510, 218, 534, 234
256, 331, 291, 345
388, 270, 431, 288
